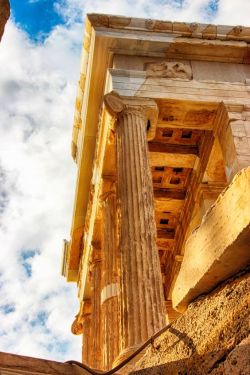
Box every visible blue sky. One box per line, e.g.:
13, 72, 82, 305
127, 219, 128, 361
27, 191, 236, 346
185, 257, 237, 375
0, 0, 250, 364
11, 0, 65, 41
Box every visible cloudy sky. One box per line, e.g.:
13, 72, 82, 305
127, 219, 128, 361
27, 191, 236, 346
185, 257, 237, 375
0, 0, 249, 364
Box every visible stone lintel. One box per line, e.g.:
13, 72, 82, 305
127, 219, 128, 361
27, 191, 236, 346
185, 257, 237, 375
150, 152, 197, 169
172, 167, 250, 312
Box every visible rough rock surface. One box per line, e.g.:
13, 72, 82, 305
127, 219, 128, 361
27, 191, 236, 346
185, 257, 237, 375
131, 268, 250, 375
0, 0, 10, 41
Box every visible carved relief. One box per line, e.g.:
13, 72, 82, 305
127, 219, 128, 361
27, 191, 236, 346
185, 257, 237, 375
227, 25, 243, 38
145, 61, 192, 80
91, 14, 109, 28
202, 24, 217, 39
109, 16, 132, 28
145, 19, 172, 32
87, 14, 131, 29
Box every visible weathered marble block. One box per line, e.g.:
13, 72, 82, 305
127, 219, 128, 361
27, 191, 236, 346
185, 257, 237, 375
172, 167, 250, 312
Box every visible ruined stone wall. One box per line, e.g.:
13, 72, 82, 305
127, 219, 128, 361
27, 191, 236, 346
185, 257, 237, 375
132, 268, 250, 375
0, 0, 10, 41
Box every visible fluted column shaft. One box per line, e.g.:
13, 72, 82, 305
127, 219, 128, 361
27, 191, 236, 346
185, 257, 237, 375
116, 105, 166, 355
101, 192, 120, 369
90, 249, 102, 369
71, 300, 93, 366
81, 302, 92, 365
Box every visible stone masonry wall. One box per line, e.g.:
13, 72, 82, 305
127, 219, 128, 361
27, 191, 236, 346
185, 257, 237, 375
132, 267, 250, 375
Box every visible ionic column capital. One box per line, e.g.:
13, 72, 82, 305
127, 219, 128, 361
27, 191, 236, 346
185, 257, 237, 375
71, 299, 92, 335
104, 91, 158, 140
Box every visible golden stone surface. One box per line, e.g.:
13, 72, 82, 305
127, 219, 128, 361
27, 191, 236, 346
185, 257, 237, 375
62, 13, 250, 371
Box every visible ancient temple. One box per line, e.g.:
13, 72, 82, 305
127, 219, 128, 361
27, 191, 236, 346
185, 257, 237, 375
60, 14, 250, 372
0, 11, 250, 375
1, 13, 249, 375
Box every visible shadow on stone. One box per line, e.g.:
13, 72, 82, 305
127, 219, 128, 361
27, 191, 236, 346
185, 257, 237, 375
131, 339, 250, 375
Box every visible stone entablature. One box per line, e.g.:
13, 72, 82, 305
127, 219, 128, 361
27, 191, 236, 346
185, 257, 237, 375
71, 15, 250, 164
62, 13, 250, 371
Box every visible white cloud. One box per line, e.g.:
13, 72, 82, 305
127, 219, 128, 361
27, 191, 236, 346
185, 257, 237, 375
0, 0, 249, 365
215, 0, 250, 25
0, 20, 82, 361
57, 0, 212, 24
58, 0, 250, 26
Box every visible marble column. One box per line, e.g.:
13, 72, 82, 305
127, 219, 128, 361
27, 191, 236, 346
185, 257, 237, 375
90, 246, 103, 369
71, 300, 93, 366
81, 301, 92, 366
104, 92, 166, 359
101, 192, 120, 369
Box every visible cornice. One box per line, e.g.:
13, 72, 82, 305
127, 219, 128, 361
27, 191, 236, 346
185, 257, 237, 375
87, 14, 250, 42
71, 14, 250, 161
